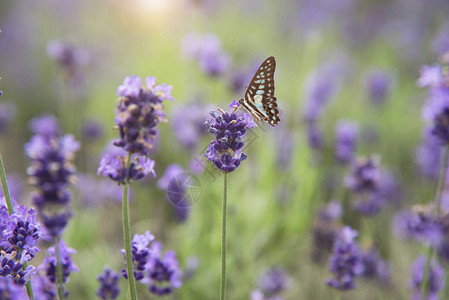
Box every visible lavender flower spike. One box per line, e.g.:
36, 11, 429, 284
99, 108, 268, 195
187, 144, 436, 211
334, 120, 359, 164
97, 267, 121, 299
326, 226, 364, 290
143, 241, 182, 295
114, 75, 173, 155
204, 105, 254, 173
411, 256, 444, 300
41, 240, 78, 285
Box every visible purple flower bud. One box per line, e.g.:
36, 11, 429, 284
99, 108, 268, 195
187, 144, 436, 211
98, 155, 156, 184
97, 267, 121, 299
41, 240, 78, 285
326, 226, 364, 291
364, 69, 394, 105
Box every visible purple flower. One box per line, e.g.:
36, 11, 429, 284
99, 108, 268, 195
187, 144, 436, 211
411, 256, 444, 300
345, 156, 381, 193
417, 65, 442, 88
204, 106, 253, 173
416, 128, 442, 179
0, 102, 16, 134
360, 249, 391, 284
181, 33, 231, 77
31, 274, 56, 300
326, 226, 364, 290
334, 120, 359, 164
0, 251, 35, 286
41, 240, 78, 284
0, 277, 28, 299
302, 63, 342, 123
97, 267, 121, 300
25, 117, 79, 239
393, 209, 444, 247
121, 231, 155, 281
113, 75, 173, 155
1, 205, 40, 255
250, 267, 290, 299
143, 241, 182, 295
364, 69, 394, 105
75, 174, 122, 206
311, 201, 342, 263
81, 119, 103, 142
47, 39, 89, 85
28, 115, 60, 137
97, 155, 156, 184
170, 102, 210, 151
158, 164, 191, 222
306, 122, 324, 150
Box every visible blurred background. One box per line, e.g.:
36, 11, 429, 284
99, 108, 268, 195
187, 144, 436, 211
1, 0, 449, 299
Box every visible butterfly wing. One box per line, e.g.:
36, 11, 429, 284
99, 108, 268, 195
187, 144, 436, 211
241, 56, 280, 126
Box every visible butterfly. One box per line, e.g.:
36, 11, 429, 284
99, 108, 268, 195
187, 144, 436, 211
238, 56, 280, 127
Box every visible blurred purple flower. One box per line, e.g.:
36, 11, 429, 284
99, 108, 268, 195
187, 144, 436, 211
41, 240, 78, 285
75, 174, 122, 206
28, 115, 60, 137
47, 39, 89, 86
411, 255, 444, 300
364, 69, 394, 105
311, 201, 342, 263
31, 273, 56, 300
0, 173, 24, 201
334, 120, 359, 164
0, 277, 28, 298
360, 249, 391, 284
81, 119, 103, 142
417, 65, 442, 88
326, 226, 364, 290
416, 128, 442, 179
204, 106, 253, 173
250, 267, 290, 300
303, 62, 342, 123
158, 164, 193, 222
171, 102, 210, 151
393, 209, 444, 247
306, 122, 324, 150
181, 33, 231, 77
25, 117, 79, 239
97, 267, 121, 300
113, 75, 173, 155
183, 256, 199, 280
345, 156, 381, 193
0, 102, 16, 134
143, 241, 182, 296
97, 155, 156, 184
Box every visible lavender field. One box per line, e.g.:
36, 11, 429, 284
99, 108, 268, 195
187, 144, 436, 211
1, 0, 449, 299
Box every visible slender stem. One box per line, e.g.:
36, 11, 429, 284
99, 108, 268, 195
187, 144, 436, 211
421, 146, 449, 297
220, 173, 228, 300
421, 247, 435, 297
55, 237, 65, 300
0, 154, 13, 214
123, 153, 138, 300
436, 146, 449, 214
0, 154, 34, 299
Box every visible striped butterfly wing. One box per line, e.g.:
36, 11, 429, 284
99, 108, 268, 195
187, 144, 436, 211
241, 56, 280, 127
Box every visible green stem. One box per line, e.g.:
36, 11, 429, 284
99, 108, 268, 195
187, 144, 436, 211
220, 173, 228, 300
436, 146, 449, 214
123, 153, 138, 300
55, 237, 65, 299
0, 154, 13, 215
0, 154, 35, 299
421, 146, 449, 297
